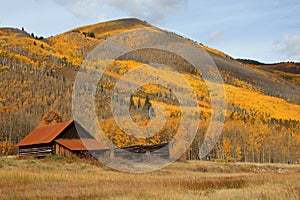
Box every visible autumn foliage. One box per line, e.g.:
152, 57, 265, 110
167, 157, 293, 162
0, 141, 15, 155
0, 19, 299, 163
40, 110, 63, 126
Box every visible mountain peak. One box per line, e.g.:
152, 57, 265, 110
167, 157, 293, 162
68, 18, 151, 37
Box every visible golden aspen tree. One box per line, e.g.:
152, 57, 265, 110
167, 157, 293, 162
40, 110, 63, 126
223, 137, 232, 161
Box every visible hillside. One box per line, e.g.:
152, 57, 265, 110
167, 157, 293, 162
237, 59, 300, 86
0, 18, 299, 163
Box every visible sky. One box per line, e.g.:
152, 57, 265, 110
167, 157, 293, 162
1, 0, 300, 63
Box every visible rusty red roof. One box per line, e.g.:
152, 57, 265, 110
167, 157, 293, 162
55, 139, 110, 151
17, 120, 74, 146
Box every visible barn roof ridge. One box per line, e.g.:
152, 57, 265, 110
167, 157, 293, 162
17, 119, 74, 146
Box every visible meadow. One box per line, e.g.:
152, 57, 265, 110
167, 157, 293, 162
0, 156, 299, 199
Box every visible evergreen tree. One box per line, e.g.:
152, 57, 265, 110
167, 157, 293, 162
137, 98, 141, 109
144, 95, 152, 111
89, 32, 95, 38
130, 95, 134, 108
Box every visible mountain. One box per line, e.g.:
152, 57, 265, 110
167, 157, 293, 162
236, 58, 300, 74
0, 18, 299, 163
237, 58, 300, 87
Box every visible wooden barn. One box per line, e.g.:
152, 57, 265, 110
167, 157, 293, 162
17, 120, 110, 158
17, 120, 170, 160
114, 143, 169, 160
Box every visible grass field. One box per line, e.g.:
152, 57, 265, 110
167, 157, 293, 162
0, 156, 299, 200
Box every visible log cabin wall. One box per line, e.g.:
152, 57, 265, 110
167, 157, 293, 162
18, 143, 54, 158
113, 143, 170, 160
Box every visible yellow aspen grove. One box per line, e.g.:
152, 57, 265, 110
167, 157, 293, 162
223, 137, 232, 161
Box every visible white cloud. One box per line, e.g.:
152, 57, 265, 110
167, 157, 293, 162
53, 0, 104, 20
52, 0, 186, 22
204, 31, 224, 43
273, 34, 300, 61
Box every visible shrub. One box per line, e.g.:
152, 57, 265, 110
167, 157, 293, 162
0, 141, 16, 155
45, 154, 64, 161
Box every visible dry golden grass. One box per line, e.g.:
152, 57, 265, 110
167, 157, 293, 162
0, 156, 299, 200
